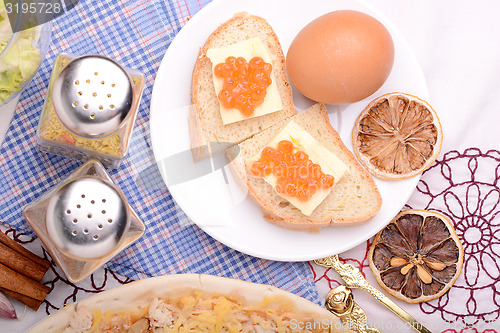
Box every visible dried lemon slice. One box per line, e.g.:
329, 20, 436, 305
352, 93, 443, 179
369, 209, 464, 303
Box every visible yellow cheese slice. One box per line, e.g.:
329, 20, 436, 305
206, 37, 283, 124
247, 120, 348, 216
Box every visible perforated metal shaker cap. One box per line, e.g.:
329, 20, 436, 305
45, 176, 130, 260
52, 55, 134, 138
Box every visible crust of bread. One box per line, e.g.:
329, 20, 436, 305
188, 104, 210, 161
227, 104, 382, 232
190, 13, 296, 161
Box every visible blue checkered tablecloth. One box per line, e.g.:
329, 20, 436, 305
0, 0, 319, 304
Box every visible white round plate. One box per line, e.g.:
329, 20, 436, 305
150, 0, 428, 261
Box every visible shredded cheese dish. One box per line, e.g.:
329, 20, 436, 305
61, 292, 332, 332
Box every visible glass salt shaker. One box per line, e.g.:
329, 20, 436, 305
37, 53, 145, 168
24, 160, 145, 283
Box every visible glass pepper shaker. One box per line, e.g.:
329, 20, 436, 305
23, 160, 145, 283
36, 53, 145, 168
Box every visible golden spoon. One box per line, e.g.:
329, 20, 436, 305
326, 285, 380, 333
315, 255, 432, 333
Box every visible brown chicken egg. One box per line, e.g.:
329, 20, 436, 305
286, 10, 395, 104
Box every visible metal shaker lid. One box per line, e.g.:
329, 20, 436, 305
45, 176, 130, 260
52, 55, 134, 138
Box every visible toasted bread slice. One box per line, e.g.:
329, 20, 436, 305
190, 13, 296, 161
228, 103, 382, 232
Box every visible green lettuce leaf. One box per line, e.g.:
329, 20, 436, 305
0, 0, 42, 104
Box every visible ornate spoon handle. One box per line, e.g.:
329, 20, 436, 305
325, 285, 380, 333
315, 255, 432, 333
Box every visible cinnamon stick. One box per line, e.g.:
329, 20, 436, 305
0, 288, 44, 311
0, 263, 50, 304
0, 242, 48, 282
0, 230, 51, 271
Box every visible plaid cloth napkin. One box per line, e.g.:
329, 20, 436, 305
0, 0, 319, 304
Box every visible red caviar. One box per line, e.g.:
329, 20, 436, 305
250, 140, 335, 201
214, 56, 272, 116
